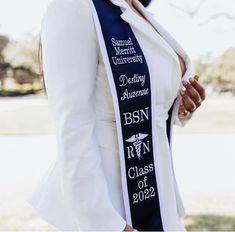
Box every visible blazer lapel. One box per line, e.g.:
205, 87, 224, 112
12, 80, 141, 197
109, 0, 181, 67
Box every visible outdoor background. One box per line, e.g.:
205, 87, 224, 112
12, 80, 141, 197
0, 0, 235, 230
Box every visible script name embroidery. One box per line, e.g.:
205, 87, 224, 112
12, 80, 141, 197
119, 74, 146, 87
121, 88, 149, 101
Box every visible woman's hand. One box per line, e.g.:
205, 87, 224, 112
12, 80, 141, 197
178, 75, 206, 117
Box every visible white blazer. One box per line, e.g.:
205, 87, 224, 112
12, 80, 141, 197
27, 0, 193, 231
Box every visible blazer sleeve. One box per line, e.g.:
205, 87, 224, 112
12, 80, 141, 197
40, 0, 126, 230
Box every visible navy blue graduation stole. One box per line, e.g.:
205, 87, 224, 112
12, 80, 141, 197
89, 0, 171, 230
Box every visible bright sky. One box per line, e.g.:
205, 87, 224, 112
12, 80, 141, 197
0, 0, 234, 60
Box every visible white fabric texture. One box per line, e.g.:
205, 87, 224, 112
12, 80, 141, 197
26, 0, 192, 231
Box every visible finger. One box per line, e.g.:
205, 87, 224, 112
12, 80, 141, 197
182, 80, 201, 105
181, 91, 197, 113
189, 77, 206, 100
193, 75, 199, 81
178, 99, 190, 117
190, 75, 204, 105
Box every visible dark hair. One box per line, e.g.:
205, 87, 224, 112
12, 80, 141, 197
139, 0, 152, 7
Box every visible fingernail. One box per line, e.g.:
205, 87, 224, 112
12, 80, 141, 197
181, 86, 186, 91
180, 90, 185, 95
182, 80, 188, 86
189, 77, 194, 82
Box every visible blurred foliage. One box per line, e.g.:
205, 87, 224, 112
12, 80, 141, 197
194, 48, 235, 84
0, 32, 235, 96
0, 34, 43, 96
0, 35, 9, 54
2, 35, 40, 74
185, 214, 235, 231
0, 35, 10, 64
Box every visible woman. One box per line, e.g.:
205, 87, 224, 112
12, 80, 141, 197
27, 0, 205, 231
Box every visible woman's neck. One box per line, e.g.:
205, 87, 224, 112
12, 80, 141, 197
125, 0, 143, 17
125, 0, 133, 7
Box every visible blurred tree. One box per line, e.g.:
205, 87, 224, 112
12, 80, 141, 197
0, 35, 10, 63
2, 35, 40, 74
0, 35, 42, 94
194, 48, 235, 84
0, 35, 10, 89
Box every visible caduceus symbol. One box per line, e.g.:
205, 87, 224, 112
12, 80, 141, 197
125, 133, 148, 160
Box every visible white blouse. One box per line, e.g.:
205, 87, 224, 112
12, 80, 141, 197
27, 0, 193, 231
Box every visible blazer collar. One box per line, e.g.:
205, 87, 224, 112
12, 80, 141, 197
109, 0, 184, 71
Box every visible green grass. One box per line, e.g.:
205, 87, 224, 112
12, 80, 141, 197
185, 214, 235, 231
